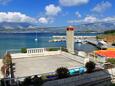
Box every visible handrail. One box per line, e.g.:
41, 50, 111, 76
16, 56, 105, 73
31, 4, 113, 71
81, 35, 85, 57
0, 70, 111, 86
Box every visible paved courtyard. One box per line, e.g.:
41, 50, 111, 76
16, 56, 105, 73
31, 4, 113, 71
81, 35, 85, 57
12, 52, 84, 78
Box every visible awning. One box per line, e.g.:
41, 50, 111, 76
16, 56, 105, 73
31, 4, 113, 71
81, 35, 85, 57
95, 50, 115, 58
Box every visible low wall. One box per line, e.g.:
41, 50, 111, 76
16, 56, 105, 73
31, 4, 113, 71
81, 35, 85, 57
11, 50, 61, 59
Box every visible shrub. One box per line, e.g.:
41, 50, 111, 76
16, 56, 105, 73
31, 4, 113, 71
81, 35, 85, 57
56, 67, 70, 79
96, 35, 104, 40
61, 47, 68, 52
23, 77, 32, 86
85, 61, 96, 73
47, 48, 59, 51
104, 30, 115, 35
32, 75, 43, 86
21, 48, 27, 53
107, 58, 115, 64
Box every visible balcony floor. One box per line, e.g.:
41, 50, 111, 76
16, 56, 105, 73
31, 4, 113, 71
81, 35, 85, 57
12, 52, 84, 78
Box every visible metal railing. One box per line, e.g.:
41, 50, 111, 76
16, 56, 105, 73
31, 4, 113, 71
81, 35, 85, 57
0, 67, 110, 86
0, 71, 55, 86
0, 70, 111, 86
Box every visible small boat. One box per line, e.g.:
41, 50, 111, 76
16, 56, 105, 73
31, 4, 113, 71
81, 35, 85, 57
34, 38, 38, 42
75, 39, 82, 43
34, 32, 38, 42
75, 39, 87, 44
49, 39, 65, 42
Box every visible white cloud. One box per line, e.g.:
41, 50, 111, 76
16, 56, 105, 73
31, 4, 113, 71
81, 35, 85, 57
84, 16, 97, 23
38, 16, 55, 24
68, 16, 97, 23
92, 1, 112, 13
68, 16, 115, 24
0, 0, 11, 5
103, 17, 115, 22
47, 17, 54, 23
59, 0, 89, 6
38, 17, 48, 24
45, 4, 61, 16
0, 12, 37, 23
75, 11, 81, 18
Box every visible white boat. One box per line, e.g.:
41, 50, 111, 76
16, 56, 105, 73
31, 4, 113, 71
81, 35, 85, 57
34, 38, 38, 42
34, 32, 38, 42
75, 39, 82, 43
75, 39, 87, 44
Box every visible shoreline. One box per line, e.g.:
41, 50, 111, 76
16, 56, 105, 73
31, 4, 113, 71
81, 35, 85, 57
0, 31, 101, 34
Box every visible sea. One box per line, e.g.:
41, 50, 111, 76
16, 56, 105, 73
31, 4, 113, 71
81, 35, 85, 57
0, 32, 99, 58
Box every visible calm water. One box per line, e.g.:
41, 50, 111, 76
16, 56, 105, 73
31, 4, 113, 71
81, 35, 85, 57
0, 32, 98, 58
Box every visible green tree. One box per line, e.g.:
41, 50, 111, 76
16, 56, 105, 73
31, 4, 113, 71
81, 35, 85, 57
85, 61, 96, 73
56, 67, 70, 79
107, 58, 115, 64
21, 48, 27, 53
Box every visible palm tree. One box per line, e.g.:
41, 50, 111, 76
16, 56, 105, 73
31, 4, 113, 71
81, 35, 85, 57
2, 53, 13, 78
3, 52, 12, 65
1, 64, 9, 77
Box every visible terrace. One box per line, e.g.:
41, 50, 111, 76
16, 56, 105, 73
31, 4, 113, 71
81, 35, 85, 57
0, 48, 113, 86
9, 48, 84, 78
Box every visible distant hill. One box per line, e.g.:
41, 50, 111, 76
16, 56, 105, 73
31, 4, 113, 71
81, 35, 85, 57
76, 22, 115, 32
0, 22, 115, 33
0, 22, 35, 29
45, 22, 115, 33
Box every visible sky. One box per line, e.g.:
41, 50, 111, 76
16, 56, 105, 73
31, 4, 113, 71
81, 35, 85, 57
0, 0, 115, 26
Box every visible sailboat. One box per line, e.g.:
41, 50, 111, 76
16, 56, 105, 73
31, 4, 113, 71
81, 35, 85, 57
34, 32, 38, 42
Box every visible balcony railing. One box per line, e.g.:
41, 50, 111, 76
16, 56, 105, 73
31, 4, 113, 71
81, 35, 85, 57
0, 70, 111, 86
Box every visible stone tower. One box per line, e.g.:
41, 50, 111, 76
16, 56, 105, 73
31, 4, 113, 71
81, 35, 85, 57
66, 26, 75, 54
